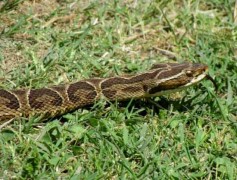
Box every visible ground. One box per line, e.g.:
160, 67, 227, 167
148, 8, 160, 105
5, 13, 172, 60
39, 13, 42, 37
0, 0, 236, 179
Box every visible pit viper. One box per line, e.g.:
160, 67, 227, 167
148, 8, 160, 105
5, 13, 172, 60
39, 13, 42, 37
0, 62, 209, 123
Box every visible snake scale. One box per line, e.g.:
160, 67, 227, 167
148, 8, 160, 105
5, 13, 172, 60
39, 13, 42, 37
0, 62, 208, 123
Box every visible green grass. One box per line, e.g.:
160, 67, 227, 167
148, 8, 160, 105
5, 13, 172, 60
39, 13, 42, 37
0, 0, 237, 179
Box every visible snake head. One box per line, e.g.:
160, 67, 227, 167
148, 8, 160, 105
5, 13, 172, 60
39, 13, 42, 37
146, 63, 209, 96
182, 63, 208, 85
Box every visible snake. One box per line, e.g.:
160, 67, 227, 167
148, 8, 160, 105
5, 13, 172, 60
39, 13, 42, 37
0, 62, 209, 124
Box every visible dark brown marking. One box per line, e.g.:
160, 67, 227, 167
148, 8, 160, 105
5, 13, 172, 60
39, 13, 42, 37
148, 76, 190, 94
87, 91, 98, 100
122, 86, 142, 93
29, 88, 63, 109
51, 85, 69, 103
13, 89, 27, 96
0, 89, 20, 110
157, 65, 186, 79
101, 69, 162, 89
102, 89, 117, 99
150, 63, 189, 70
67, 81, 96, 103
143, 85, 148, 92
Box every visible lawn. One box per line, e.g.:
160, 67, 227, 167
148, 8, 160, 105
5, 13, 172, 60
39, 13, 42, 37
0, 0, 236, 179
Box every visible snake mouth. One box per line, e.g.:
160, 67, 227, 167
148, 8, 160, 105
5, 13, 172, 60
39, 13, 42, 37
184, 70, 208, 87
190, 65, 217, 91
186, 72, 217, 91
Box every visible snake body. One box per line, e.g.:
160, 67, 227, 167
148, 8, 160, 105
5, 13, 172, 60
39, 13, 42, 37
0, 63, 208, 123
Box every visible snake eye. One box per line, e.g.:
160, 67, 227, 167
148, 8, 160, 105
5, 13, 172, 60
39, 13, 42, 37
186, 70, 193, 77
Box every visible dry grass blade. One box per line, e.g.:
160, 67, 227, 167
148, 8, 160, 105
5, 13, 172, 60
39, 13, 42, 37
235, 0, 237, 24
0, 118, 15, 131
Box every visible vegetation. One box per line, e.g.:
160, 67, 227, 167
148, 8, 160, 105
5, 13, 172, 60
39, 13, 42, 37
0, 0, 236, 179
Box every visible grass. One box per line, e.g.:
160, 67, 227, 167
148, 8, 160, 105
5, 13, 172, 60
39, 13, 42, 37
0, 0, 236, 179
